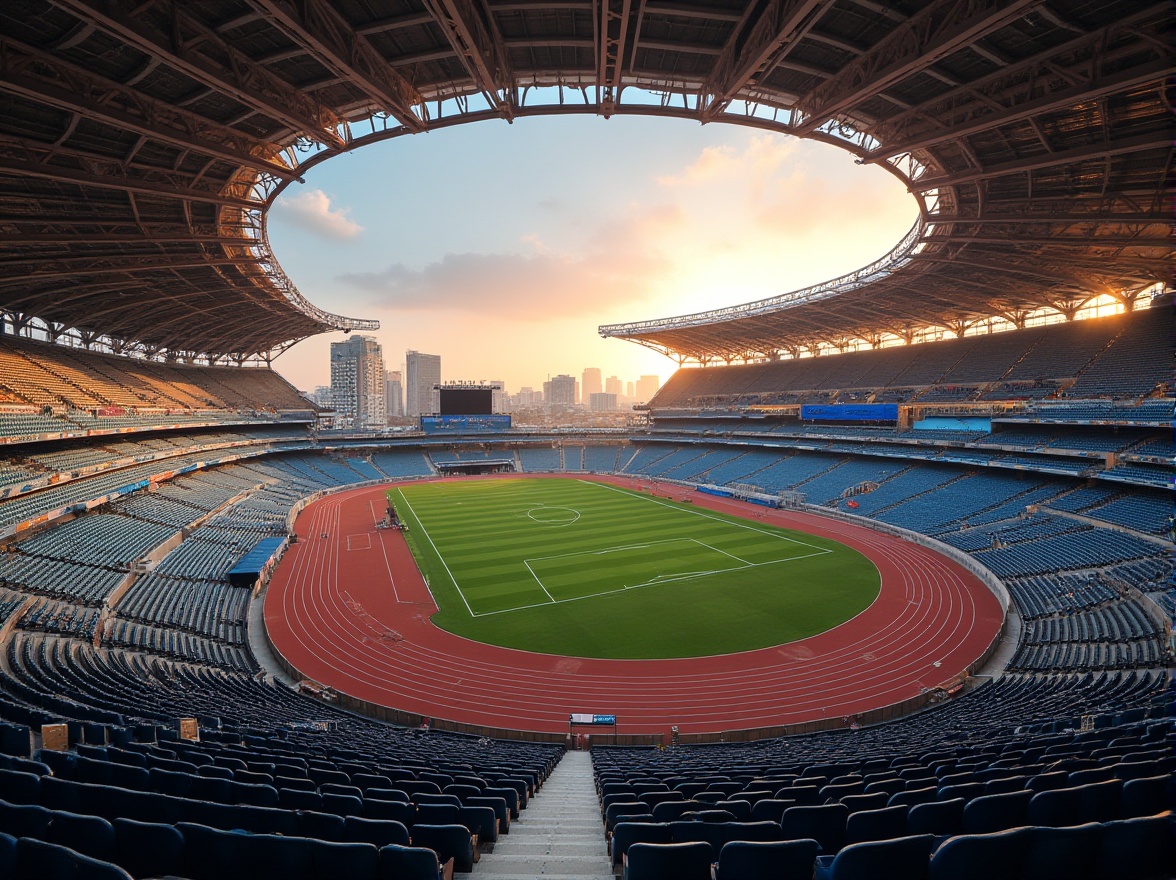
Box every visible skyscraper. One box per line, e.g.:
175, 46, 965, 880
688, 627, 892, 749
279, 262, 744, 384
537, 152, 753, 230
330, 335, 385, 428
605, 375, 622, 397
582, 367, 602, 401
546, 374, 576, 409
405, 350, 441, 417
636, 374, 661, 403
385, 370, 404, 417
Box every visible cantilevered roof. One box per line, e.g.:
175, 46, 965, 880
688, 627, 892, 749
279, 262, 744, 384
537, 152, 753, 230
0, 0, 1170, 362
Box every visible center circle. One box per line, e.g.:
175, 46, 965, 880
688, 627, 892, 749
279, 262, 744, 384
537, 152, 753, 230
526, 505, 581, 526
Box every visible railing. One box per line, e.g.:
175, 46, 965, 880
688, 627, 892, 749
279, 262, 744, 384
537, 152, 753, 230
600, 216, 926, 337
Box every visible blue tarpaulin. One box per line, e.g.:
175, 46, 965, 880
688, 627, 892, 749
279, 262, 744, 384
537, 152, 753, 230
227, 536, 286, 587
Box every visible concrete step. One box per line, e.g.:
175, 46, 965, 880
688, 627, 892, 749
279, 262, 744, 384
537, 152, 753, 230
470, 750, 611, 879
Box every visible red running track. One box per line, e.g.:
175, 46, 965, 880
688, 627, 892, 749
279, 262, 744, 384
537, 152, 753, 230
263, 475, 1004, 737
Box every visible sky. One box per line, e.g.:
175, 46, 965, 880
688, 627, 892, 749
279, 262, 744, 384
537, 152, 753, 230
266, 114, 916, 394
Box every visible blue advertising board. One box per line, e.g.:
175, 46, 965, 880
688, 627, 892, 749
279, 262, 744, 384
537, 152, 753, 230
800, 403, 899, 422
420, 414, 512, 433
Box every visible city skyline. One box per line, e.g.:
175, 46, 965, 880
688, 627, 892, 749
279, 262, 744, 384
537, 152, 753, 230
266, 115, 914, 394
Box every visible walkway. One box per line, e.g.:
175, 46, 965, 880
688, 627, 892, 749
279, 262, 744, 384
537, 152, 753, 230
470, 750, 612, 879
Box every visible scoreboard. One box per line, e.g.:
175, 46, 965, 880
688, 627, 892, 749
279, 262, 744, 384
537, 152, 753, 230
439, 387, 493, 416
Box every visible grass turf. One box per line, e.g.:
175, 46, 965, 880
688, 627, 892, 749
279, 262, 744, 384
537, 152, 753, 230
391, 477, 879, 660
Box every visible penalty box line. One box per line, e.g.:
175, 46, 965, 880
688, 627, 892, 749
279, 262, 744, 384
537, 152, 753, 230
583, 478, 834, 556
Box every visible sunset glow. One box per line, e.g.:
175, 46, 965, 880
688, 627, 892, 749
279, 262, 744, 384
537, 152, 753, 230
267, 115, 916, 393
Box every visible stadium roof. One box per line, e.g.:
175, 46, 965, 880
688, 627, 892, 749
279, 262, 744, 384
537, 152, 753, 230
0, 0, 1170, 363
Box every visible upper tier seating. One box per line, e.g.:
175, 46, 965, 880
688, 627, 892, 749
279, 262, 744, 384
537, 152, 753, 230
650, 308, 1170, 408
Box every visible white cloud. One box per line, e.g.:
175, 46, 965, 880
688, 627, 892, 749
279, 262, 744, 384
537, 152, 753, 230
340, 204, 679, 319
275, 189, 363, 239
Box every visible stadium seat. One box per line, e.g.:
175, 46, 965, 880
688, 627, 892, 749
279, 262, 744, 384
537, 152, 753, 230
814, 833, 934, 880
714, 838, 820, 880
623, 841, 713, 880
781, 804, 848, 854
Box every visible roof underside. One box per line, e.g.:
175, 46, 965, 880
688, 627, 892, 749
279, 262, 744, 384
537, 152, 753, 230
0, 0, 1170, 361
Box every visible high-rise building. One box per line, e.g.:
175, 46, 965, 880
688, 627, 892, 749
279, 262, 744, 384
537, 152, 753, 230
626, 381, 634, 400
385, 370, 404, 417
589, 392, 617, 412
546, 374, 576, 409
311, 385, 332, 407
405, 350, 441, 417
582, 367, 602, 401
605, 375, 622, 397
636, 374, 661, 403
330, 335, 385, 428
490, 381, 507, 413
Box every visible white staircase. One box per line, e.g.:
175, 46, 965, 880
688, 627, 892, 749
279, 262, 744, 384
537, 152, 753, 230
470, 750, 612, 879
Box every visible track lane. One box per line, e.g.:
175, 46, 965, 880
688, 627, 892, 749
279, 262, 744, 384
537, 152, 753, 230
263, 475, 1004, 735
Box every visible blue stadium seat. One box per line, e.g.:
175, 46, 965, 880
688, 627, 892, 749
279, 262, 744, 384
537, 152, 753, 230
815, 833, 934, 880
623, 841, 713, 880
714, 839, 820, 880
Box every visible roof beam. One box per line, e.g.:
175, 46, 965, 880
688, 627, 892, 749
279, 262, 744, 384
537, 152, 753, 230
0, 233, 255, 248
45, 0, 348, 148
418, 0, 516, 117
245, 0, 426, 132
929, 212, 1166, 225
596, 0, 639, 113
795, 0, 1039, 134
0, 257, 255, 285
0, 158, 259, 211
872, 5, 1168, 140
911, 133, 1174, 190
0, 37, 298, 182
868, 58, 1171, 160
699, 0, 832, 120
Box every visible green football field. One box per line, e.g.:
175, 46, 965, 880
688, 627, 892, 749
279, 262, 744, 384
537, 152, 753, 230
391, 477, 879, 659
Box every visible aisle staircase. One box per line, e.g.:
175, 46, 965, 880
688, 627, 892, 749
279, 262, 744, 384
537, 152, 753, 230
471, 750, 612, 879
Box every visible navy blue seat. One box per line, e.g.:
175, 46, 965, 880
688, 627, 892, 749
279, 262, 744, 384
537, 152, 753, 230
0, 769, 41, 804
43, 810, 115, 861
112, 818, 184, 878
929, 827, 1033, 880
1120, 775, 1170, 818
714, 799, 752, 821
279, 787, 322, 811
781, 804, 848, 855
605, 801, 647, 832
0, 799, 51, 837
815, 833, 934, 880
750, 798, 795, 823
1028, 779, 1123, 827
296, 810, 346, 841
377, 843, 445, 880
468, 795, 509, 833
1097, 814, 1173, 880
14, 837, 133, 880
410, 823, 475, 873
844, 804, 908, 845
344, 816, 410, 848
888, 787, 937, 808
907, 798, 964, 836
713, 839, 820, 880
322, 792, 364, 817
840, 792, 890, 814
366, 787, 411, 803
1020, 823, 1103, 880
459, 804, 498, 846
611, 821, 673, 871
623, 841, 713, 880
962, 789, 1033, 834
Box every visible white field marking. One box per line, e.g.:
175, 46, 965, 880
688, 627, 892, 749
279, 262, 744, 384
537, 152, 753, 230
521, 558, 558, 604
469, 549, 831, 618
346, 534, 371, 551
694, 539, 753, 567
526, 537, 702, 564
524, 505, 581, 526
582, 478, 832, 555
394, 487, 475, 618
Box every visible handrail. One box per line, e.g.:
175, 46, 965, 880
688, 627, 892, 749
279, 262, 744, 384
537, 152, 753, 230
600, 216, 926, 337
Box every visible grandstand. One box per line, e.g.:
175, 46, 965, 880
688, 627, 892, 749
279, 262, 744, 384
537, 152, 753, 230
0, 0, 1171, 877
